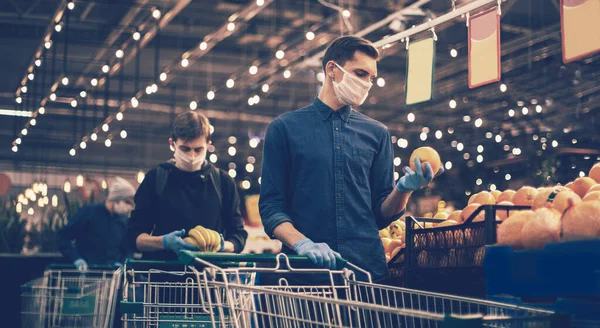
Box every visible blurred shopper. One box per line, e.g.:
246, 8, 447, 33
127, 110, 247, 260
260, 36, 441, 281
57, 177, 136, 270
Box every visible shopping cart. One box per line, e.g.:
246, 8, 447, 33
178, 252, 568, 328
21, 264, 122, 328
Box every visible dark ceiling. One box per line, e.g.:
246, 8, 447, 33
0, 0, 599, 195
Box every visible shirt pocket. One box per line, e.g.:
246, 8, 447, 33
350, 148, 374, 185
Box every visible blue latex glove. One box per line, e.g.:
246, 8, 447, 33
74, 258, 88, 272
293, 238, 341, 270
162, 229, 198, 252
396, 157, 442, 193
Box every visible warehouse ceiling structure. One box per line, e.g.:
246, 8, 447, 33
1, 0, 599, 192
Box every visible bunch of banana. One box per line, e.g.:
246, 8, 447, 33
183, 225, 222, 253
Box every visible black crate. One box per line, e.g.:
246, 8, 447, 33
404, 205, 530, 298
385, 249, 405, 286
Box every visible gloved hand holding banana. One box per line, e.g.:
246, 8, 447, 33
183, 225, 224, 253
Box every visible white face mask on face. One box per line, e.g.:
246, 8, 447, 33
113, 201, 133, 216
173, 147, 205, 172
331, 62, 373, 106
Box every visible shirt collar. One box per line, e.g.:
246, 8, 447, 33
313, 97, 351, 122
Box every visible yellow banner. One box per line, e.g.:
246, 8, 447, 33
405, 37, 436, 105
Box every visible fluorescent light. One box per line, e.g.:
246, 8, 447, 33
0, 109, 33, 117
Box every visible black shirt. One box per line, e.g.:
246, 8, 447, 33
127, 162, 248, 261
57, 203, 129, 265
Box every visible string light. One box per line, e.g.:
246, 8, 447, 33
228, 169, 237, 178
15, 138, 21, 144
189, 101, 197, 110
28, 73, 35, 81
102, 123, 109, 132
476, 178, 482, 186
249, 65, 258, 75
80, 141, 86, 149
342, 9, 351, 17
80, 91, 87, 98
21, 86, 28, 93
21, 128, 28, 135
457, 143, 464, 151
246, 163, 255, 173
476, 155, 484, 163
283, 70, 291, 79
306, 31, 315, 40
419, 132, 427, 141
49, 93, 56, 101
394, 157, 401, 166
116, 112, 123, 121
131, 97, 139, 108
137, 171, 145, 184
463, 115, 471, 122
91, 78, 98, 86
226, 79, 235, 88
28, 208, 34, 215
76, 174, 84, 187
508, 109, 515, 117
45, 41, 52, 49
67, 1, 75, 10
102, 65, 110, 73
495, 135, 502, 143
445, 161, 452, 170
500, 83, 507, 92
207, 90, 215, 100
228, 146, 237, 156
91, 133, 97, 141
474, 118, 483, 127
572, 138, 577, 144
15, 97, 22, 104
199, 41, 208, 50
71, 99, 77, 107
397, 138, 408, 148
464, 153, 470, 160
512, 148, 522, 155
105, 139, 112, 147
535, 105, 543, 113
241, 180, 251, 189
450, 49, 457, 57
69, 148, 76, 156
30, 118, 36, 126
160, 72, 167, 81
120, 130, 127, 139
228, 136, 237, 144
477, 145, 484, 153
133, 32, 141, 41
275, 50, 285, 59
11, 145, 18, 153
407, 113, 415, 122
435, 130, 442, 139
449, 99, 457, 109
552, 140, 558, 148
249, 138, 260, 148
377, 78, 385, 87
52, 195, 58, 207
209, 154, 218, 163
227, 22, 235, 31
262, 84, 269, 93
522, 107, 529, 115
505, 174, 511, 180
152, 9, 161, 19
35, 59, 41, 67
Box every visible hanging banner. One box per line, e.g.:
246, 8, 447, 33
561, 0, 600, 64
405, 37, 436, 105
468, 7, 501, 89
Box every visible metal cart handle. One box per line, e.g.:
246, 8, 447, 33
177, 251, 348, 270
46, 263, 122, 271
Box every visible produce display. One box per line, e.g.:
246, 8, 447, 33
379, 156, 600, 261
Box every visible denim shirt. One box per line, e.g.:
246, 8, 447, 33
259, 97, 403, 279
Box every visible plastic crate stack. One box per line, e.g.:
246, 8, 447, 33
403, 205, 531, 298
485, 239, 600, 328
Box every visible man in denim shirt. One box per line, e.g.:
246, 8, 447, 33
259, 36, 439, 281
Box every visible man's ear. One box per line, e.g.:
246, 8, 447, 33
326, 61, 336, 79
169, 138, 175, 151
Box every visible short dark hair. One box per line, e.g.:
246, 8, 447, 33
171, 111, 211, 142
321, 36, 379, 71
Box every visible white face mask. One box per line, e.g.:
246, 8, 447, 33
331, 62, 373, 106
173, 148, 205, 172
113, 201, 133, 216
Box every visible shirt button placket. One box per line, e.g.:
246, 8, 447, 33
333, 115, 344, 250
